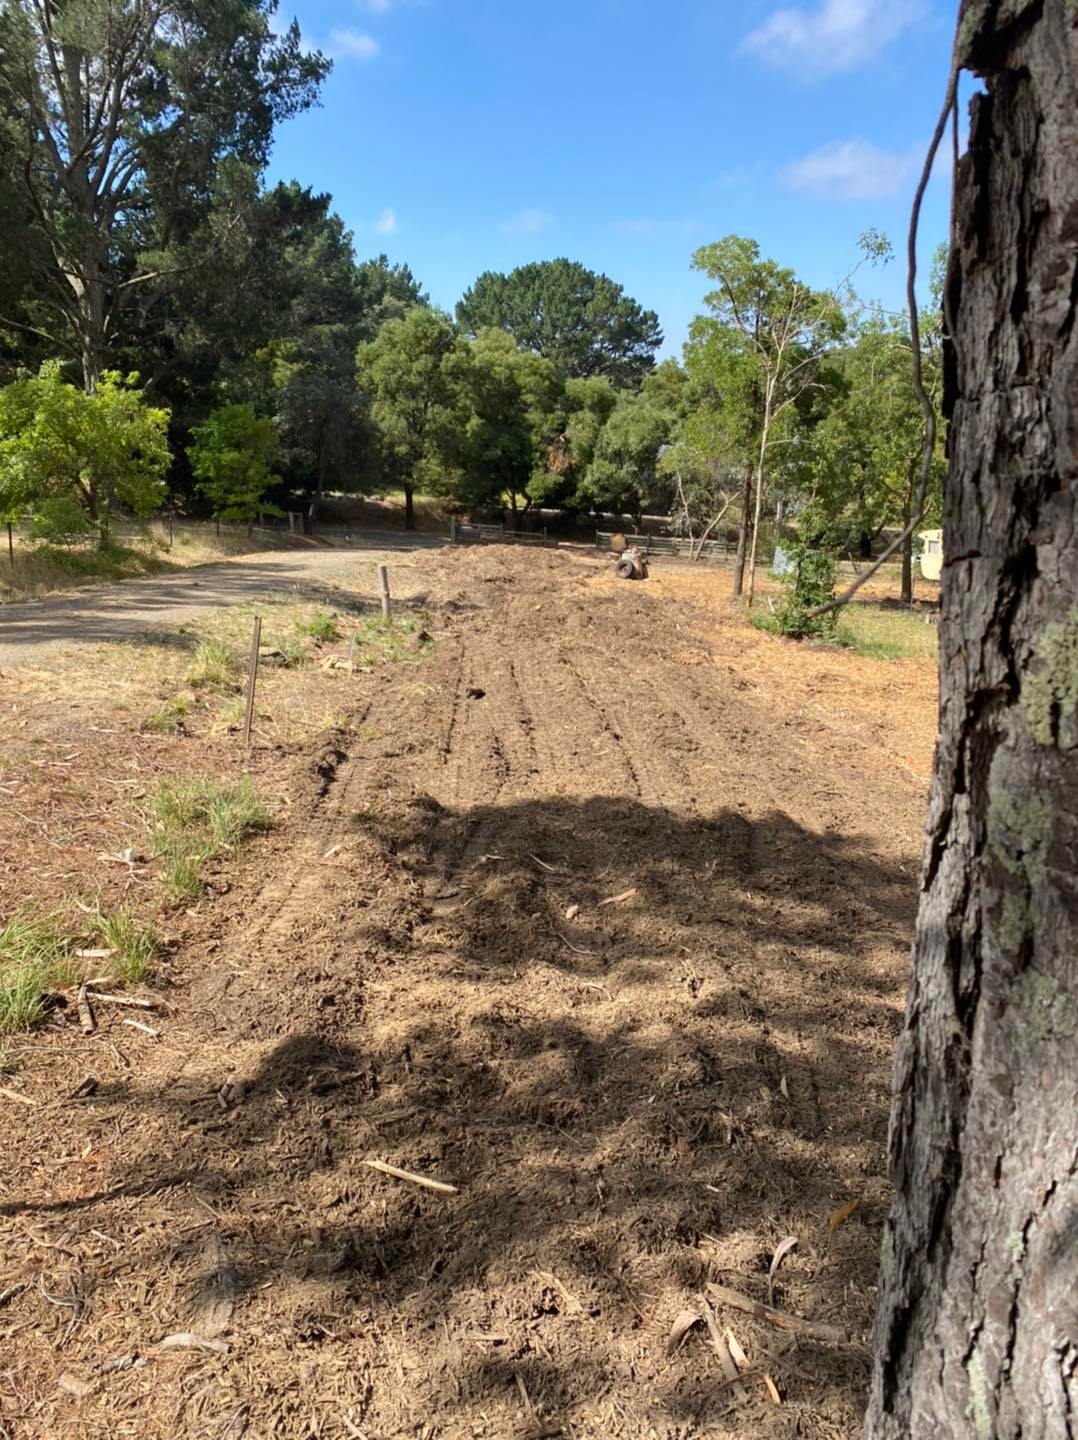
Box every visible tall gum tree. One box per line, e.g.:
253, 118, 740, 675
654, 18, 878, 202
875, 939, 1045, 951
866, 2, 1077, 1435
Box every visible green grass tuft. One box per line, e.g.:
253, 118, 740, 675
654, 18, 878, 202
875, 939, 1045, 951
187, 638, 242, 691
0, 912, 75, 1033
143, 696, 191, 733
299, 610, 340, 642
94, 910, 158, 984
148, 774, 270, 900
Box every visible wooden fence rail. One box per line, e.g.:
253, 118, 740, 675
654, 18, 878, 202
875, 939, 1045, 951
594, 531, 735, 562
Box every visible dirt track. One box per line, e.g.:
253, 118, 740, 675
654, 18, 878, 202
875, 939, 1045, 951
0, 538, 441, 659
1, 546, 933, 1439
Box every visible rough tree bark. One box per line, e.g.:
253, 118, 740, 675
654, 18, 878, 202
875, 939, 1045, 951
866, 3, 1077, 1437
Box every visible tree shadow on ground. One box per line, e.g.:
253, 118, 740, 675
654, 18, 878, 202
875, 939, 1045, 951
2, 795, 910, 1437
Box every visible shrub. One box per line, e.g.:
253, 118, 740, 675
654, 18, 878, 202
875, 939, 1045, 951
771, 542, 839, 639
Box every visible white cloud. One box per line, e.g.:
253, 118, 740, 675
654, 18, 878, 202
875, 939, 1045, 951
328, 27, 380, 60
359, 0, 395, 11
782, 139, 922, 200
615, 219, 703, 239
499, 208, 556, 235
374, 207, 398, 235
739, 0, 923, 76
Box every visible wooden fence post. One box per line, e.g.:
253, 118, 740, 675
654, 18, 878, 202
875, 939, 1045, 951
7, 523, 13, 566
449, 515, 457, 543
243, 615, 262, 749
377, 564, 392, 620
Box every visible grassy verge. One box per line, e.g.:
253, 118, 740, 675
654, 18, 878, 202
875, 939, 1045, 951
837, 604, 939, 661
148, 773, 270, 900
751, 599, 938, 661
0, 907, 158, 1033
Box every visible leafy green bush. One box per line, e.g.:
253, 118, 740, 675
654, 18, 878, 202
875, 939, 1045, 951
771, 542, 839, 639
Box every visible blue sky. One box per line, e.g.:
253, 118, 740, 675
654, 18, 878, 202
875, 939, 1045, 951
267, 0, 958, 358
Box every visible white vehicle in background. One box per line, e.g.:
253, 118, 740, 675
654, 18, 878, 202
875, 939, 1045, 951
919, 529, 943, 581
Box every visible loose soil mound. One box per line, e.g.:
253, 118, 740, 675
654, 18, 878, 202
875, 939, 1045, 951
1, 546, 934, 1439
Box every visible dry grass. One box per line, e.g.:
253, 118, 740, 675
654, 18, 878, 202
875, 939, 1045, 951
0, 521, 314, 603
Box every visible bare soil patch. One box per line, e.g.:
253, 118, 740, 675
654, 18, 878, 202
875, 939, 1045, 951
0, 546, 936, 1439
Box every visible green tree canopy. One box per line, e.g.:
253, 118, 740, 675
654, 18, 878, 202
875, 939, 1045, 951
189, 403, 279, 532
688, 235, 848, 598
0, 0, 328, 390
456, 259, 662, 388
356, 307, 467, 529
0, 362, 169, 545
452, 329, 561, 520
575, 362, 687, 522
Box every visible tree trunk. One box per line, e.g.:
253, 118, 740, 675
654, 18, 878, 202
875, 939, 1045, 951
866, 5, 1078, 1437
900, 495, 914, 606
404, 484, 415, 531
732, 463, 753, 598
309, 431, 327, 528
859, 530, 873, 561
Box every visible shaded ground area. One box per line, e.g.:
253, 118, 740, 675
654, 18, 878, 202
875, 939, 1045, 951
0, 546, 936, 1439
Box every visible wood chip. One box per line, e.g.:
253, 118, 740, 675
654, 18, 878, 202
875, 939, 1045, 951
564, 904, 580, 921
764, 1373, 783, 1404
58, 1373, 95, 1398
75, 948, 114, 960
724, 1327, 750, 1370
768, 1234, 799, 1302
76, 984, 96, 1036
707, 1282, 852, 1345
156, 1332, 230, 1355
828, 1198, 861, 1232
666, 1308, 702, 1354
0, 1086, 35, 1106
191, 1239, 237, 1338
597, 887, 638, 907
363, 1158, 459, 1194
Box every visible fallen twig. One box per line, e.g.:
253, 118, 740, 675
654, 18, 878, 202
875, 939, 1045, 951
707, 1282, 852, 1344
597, 887, 638, 907
76, 985, 96, 1036
551, 928, 594, 956
0, 1086, 35, 1107
85, 992, 157, 1009
363, 1158, 459, 1195
528, 853, 560, 873
0, 1281, 27, 1309
121, 1018, 160, 1039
